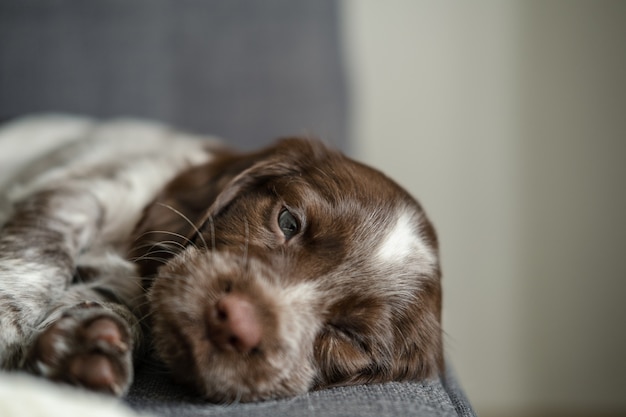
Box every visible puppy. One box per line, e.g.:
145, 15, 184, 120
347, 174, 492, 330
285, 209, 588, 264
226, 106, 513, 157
0, 115, 442, 402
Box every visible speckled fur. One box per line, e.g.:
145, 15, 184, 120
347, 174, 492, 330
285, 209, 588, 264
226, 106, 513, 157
0, 115, 443, 401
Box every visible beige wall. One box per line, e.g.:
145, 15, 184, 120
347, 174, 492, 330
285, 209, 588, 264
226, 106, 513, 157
340, 1, 626, 415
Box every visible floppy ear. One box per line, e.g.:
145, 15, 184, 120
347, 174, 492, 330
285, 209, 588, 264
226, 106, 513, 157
129, 148, 264, 277
313, 267, 443, 389
200, 137, 334, 221
129, 137, 330, 277
392, 273, 444, 379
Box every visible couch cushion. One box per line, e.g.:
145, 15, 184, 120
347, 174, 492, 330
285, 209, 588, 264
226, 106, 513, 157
125, 364, 475, 417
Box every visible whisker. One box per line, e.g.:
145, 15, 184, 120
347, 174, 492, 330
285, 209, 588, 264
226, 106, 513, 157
130, 255, 170, 265
129, 298, 150, 317
134, 230, 196, 249
155, 202, 208, 250
135, 308, 155, 325
242, 217, 249, 267
144, 239, 188, 253
208, 215, 216, 252
131, 248, 178, 262
133, 243, 186, 259
131, 241, 186, 263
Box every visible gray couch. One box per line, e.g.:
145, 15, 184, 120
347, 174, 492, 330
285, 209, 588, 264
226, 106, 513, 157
126, 361, 474, 417
0, 2, 475, 416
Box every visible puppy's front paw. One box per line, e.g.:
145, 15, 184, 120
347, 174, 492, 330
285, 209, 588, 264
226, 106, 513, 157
28, 303, 133, 395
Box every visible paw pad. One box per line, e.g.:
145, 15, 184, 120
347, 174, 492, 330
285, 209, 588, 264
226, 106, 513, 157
30, 307, 132, 395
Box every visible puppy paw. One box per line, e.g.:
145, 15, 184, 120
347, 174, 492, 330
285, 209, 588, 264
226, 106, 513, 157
28, 303, 133, 395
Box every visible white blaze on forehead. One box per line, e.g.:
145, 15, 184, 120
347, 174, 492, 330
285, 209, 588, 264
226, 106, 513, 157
376, 209, 436, 268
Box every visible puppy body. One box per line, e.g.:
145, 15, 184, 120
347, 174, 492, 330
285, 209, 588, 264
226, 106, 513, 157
0, 115, 442, 401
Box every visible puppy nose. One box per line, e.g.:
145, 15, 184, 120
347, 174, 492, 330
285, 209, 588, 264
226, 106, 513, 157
207, 294, 262, 354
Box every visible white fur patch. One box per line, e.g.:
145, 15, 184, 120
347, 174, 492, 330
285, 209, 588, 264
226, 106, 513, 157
376, 209, 436, 268
377, 211, 418, 262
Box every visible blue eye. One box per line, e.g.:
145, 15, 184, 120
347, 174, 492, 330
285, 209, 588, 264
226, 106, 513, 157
278, 209, 299, 239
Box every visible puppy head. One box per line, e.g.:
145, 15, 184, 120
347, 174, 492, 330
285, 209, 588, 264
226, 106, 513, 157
140, 138, 442, 402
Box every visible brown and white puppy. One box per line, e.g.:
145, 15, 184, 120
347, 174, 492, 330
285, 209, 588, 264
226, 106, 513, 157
0, 115, 442, 402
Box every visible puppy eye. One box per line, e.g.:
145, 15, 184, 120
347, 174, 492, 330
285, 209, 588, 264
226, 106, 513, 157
278, 209, 299, 239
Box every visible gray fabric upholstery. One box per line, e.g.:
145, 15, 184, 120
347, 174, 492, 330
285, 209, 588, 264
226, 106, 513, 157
125, 362, 475, 417
0, 0, 347, 150
0, 2, 475, 416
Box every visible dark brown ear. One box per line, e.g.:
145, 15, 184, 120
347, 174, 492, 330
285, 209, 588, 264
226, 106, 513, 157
205, 138, 330, 217
313, 271, 443, 389
128, 147, 261, 277
129, 138, 332, 277
390, 274, 444, 380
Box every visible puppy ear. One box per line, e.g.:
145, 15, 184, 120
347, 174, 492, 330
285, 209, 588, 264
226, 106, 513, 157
392, 274, 444, 380
205, 138, 332, 218
313, 271, 443, 388
129, 148, 262, 276
130, 138, 329, 276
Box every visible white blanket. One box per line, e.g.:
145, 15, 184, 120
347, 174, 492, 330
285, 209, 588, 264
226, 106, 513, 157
0, 372, 147, 417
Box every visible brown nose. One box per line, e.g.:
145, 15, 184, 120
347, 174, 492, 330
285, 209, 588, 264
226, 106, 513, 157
207, 293, 262, 354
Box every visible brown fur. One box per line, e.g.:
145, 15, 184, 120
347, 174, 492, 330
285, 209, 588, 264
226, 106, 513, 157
130, 138, 443, 401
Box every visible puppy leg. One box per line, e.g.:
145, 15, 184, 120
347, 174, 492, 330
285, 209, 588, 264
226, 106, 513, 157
0, 189, 102, 365
0, 188, 139, 395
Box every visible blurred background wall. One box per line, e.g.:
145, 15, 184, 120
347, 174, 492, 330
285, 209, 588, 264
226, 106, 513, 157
341, 1, 626, 416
